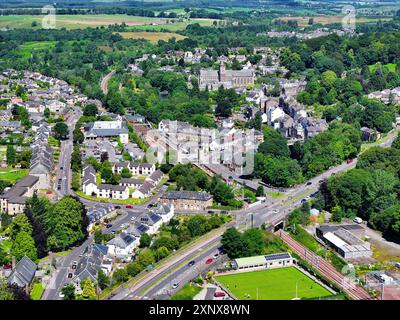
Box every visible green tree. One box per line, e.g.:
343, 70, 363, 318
9, 214, 33, 241
6, 145, 16, 165
0, 279, 13, 300
221, 227, 245, 259
154, 246, 170, 261
53, 122, 69, 140
331, 205, 343, 223
139, 233, 151, 248
11, 231, 38, 262
81, 278, 97, 300
44, 107, 50, 118
97, 269, 109, 290
112, 268, 129, 283
44, 197, 87, 251
83, 104, 98, 117
120, 167, 131, 179
61, 284, 75, 300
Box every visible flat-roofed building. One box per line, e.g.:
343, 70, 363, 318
233, 253, 295, 270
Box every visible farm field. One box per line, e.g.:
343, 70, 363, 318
277, 15, 392, 27
0, 14, 218, 31
215, 267, 332, 300
116, 31, 186, 43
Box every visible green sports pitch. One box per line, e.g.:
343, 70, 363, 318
215, 267, 332, 300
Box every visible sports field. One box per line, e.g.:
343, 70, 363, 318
215, 267, 332, 300
0, 14, 217, 31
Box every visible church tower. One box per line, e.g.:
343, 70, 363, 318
219, 62, 227, 82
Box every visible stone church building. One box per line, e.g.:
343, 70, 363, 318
199, 62, 255, 90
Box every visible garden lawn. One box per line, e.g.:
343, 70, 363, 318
0, 168, 29, 183
171, 283, 202, 300
31, 283, 45, 300
215, 267, 331, 300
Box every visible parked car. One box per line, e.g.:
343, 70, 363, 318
213, 253, 220, 259
354, 217, 363, 224
214, 292, 226, 297
126, 205, 133, 209
306, 181, 312, 185
106, 224, 113, 228
395, 263, 400, 269
205, 258, 214, 264
114, 205, 121, 209
171, 281, 180, 289
347, 159, 353, 164
188, 260, 196, 267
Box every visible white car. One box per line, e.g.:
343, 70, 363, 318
171, 281, 180, 289
59, 291, 65, 298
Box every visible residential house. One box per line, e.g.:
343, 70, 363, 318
161, 191, 213, 211
107, 232, 139, 261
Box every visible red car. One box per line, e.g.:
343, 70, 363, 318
205, 258, 214, 264
125, 205, 133, 209
347, 159, 353, 164
214, 292, 226, 297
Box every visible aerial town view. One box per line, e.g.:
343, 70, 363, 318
0, 0, 400, 312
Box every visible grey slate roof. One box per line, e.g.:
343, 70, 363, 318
8, 256, 37, 288
163, 190, 212, 201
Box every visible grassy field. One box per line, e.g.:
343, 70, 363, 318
171, 283, 202, 300
277, 15, 392, 27
116, 31, 186, 43
75, 191, 149, 205
0, 168, 29, 183
0, 14, 217, 31
18, 41, 56, 59
215, 267, 331, 300
368, 62, 397, 73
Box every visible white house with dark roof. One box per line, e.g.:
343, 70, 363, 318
145, 169, 163, 186
131, 181, 153, 199
153, 203, 174, 224
97, 184, 129, 200
119, 178, 144, 189
82, 165, 98, 196
138, 212, 163, 235
107, 232, 139, 261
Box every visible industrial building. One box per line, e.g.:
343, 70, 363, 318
316, 224, 372, 259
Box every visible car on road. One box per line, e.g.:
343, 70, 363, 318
214, 292, 226, 298
60, 166, 63, 170
347, 159, 354, 164
213, 253, 220, 259
106, 224, 113, 228
218, 247, 226, 255
125, 205, 133, 209
318, 179, 325, 184
205, 258, 214, 264
114, 205, 121, 209
67, 273, 73, 278
171, 281, 180, 289
207, 210, 214, 213
306, 181, 312, 185
59, 291, 65, 298
354, 217, 363, 224
395, 262, 400, 269
147, 203, 154, 208
188, 260, 196, 267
